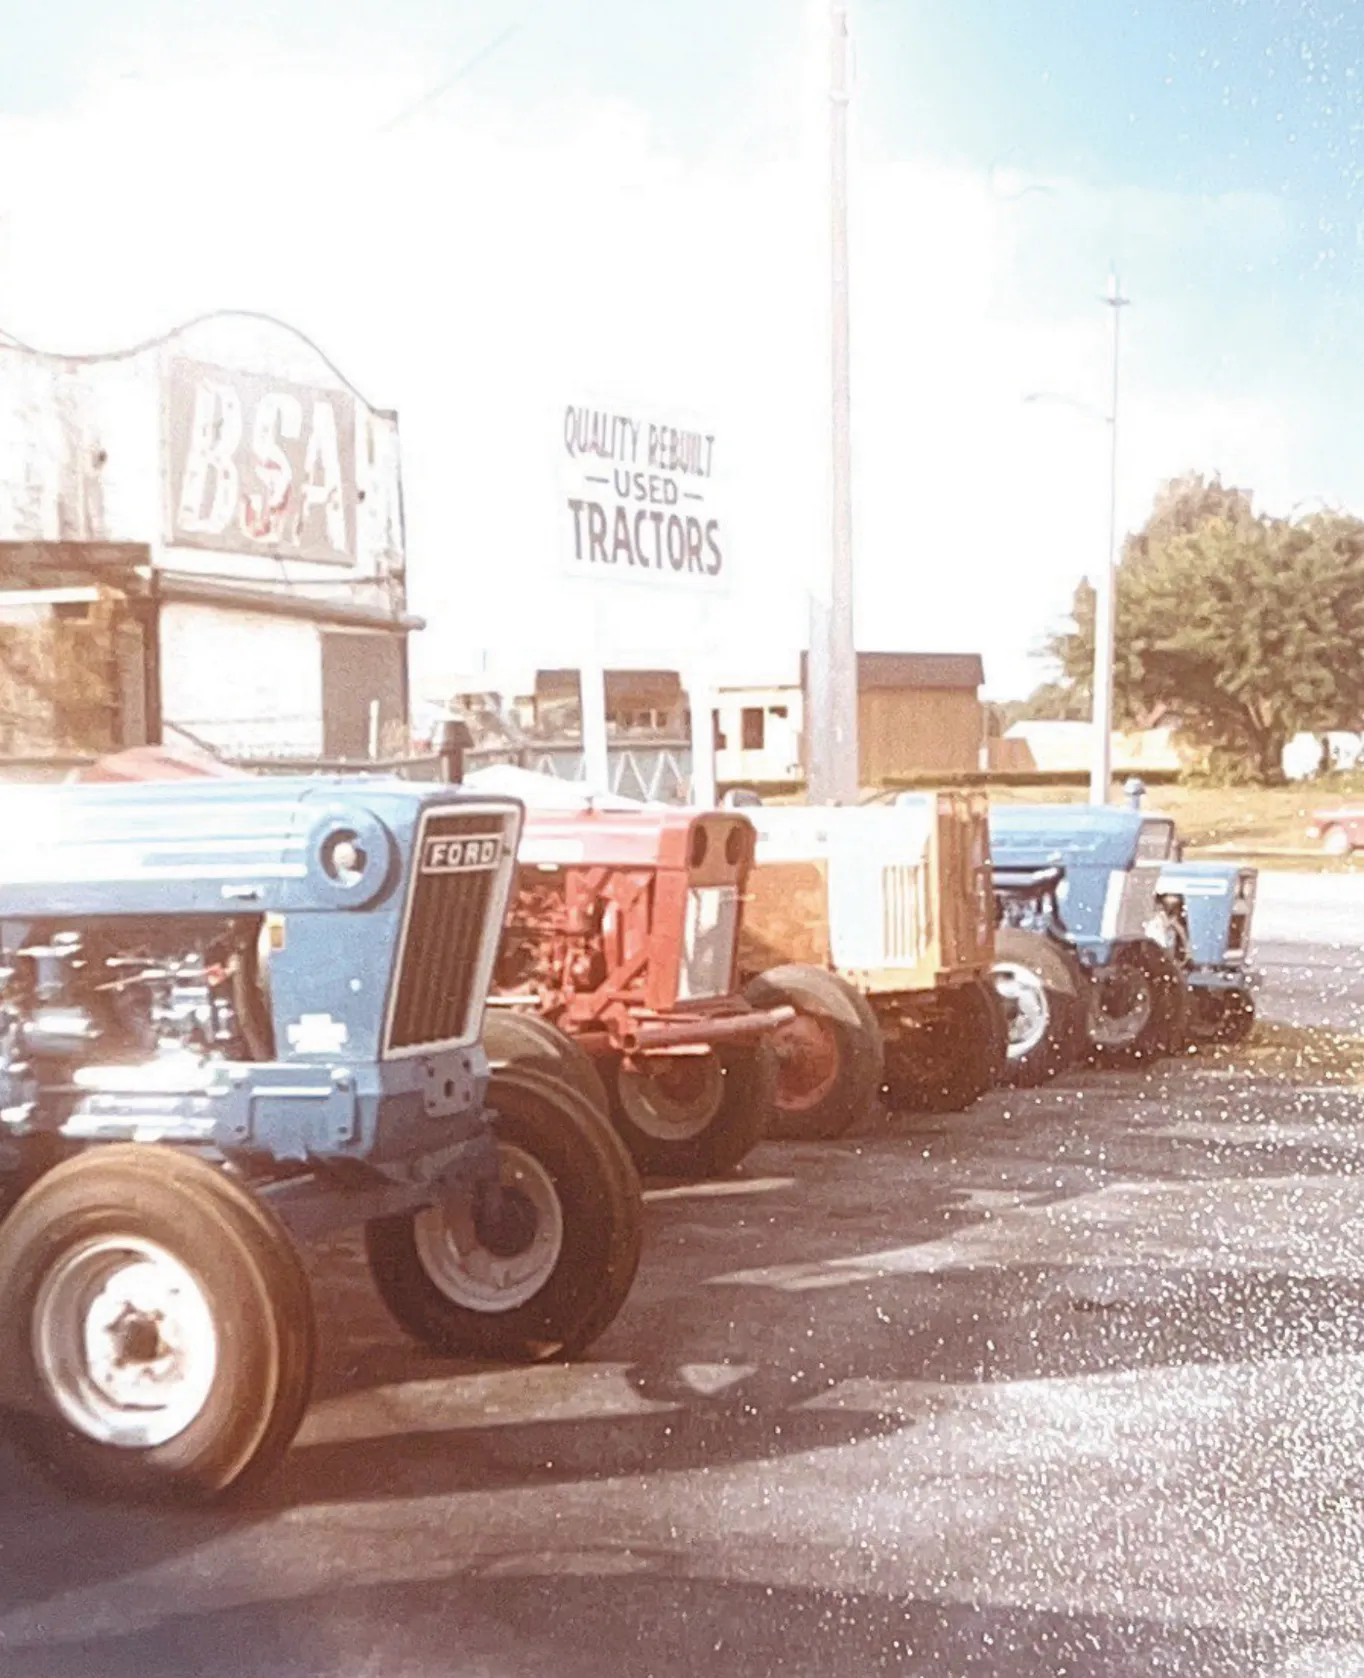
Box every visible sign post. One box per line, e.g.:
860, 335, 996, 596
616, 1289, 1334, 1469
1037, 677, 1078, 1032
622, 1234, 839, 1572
686, 626, 717, 808
579, 638, 611, 795
559, 402, 730, 806
808, 0, 861, 806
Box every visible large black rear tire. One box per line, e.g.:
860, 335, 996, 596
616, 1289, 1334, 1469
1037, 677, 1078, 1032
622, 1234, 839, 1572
991, 928, 1088, 1087
743, 964, 884, 1140
366, 1067, 643, 1362
0, 1144, 315, 1507
1088, 939, 1188, 1066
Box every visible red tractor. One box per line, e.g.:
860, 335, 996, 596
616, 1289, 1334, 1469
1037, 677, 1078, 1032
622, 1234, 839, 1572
484, 800, 792, 1179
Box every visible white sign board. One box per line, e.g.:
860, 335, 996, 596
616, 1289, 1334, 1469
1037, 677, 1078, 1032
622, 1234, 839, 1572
560, 404, 729, 593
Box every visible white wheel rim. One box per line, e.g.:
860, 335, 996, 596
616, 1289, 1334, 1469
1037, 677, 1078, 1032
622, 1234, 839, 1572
616, 1054, 725, 1141
415, 1143, 564, 1313
1089, 971, 1154, 1048
992, 963, 1050, 1058
33, 1236, 219, 1449
1325, 827, 1351, 856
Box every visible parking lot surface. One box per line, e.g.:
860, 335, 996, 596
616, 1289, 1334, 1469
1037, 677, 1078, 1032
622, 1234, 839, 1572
2, 875, 1364, 1677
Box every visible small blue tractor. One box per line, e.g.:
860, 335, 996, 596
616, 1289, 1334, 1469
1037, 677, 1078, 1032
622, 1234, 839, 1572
1124, 777, 1260, 1044
1148, 859, 1259, 1042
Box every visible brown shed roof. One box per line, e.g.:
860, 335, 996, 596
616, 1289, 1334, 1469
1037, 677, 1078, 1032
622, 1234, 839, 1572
799, 651, 984, 693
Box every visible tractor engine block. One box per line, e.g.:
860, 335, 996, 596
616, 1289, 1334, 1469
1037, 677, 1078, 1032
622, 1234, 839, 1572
493, 871, 613, 1007
0, 919, 271, 1119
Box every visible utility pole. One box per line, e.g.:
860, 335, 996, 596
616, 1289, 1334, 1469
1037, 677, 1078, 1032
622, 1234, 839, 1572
808, 0, 860, 804
1090, 271, 1129, 806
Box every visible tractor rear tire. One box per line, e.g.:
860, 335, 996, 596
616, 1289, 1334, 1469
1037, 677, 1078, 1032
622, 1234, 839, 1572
1088, 939, 1189, 1066
886, 981, 1000, 1114
366, 1067, 643, 1362
743, 964, 884, 1141
973, 975, 1010, 1088
482, 1009, 611, 1118
990, 928, 1088, 1087
0, 1144, 316, 1507
607, 1039, 773, 1179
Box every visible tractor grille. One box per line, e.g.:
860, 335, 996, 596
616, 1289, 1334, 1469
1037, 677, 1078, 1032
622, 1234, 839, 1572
677, 885, 740, 1002
387, 809, 514, 1054
882, 862, 929, 966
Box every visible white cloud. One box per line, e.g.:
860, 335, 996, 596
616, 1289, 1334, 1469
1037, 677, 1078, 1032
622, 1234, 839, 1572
0, 48, 1313, 699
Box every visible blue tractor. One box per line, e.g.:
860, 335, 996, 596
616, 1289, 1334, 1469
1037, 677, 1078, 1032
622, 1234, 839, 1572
988, 803, 1188, 1080
0, 771, 643, 1505
1148, 858, 1259, 1043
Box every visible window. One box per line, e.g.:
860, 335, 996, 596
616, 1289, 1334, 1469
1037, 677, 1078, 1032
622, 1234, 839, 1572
770, 705, 788, 720
741, 707, 765, 750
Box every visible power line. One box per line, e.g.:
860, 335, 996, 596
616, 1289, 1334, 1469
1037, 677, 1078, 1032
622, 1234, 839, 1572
379, 3, 548, 134
0, 309, 384, 412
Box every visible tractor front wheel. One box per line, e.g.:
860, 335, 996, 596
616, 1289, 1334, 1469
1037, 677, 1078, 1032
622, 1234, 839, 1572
607, 1041, 772, 1178
744, 964, 884, 1141
1087, 939, 1188, 1066
0, 1144, 316, 1506
367, 1068, 642, 1362
990, 928, 1088, 1087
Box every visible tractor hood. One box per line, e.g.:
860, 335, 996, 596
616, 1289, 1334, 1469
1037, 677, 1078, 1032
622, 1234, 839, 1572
512, 805, 755, 875
989, 804, 1176, 870
1157, 858, 1252, 896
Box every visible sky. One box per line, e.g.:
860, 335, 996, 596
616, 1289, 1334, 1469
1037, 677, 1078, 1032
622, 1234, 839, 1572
2, 0, 1363, 698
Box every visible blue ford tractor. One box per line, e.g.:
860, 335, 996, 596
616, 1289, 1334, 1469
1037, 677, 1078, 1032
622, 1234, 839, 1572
988, 804, 1188, 1078
0, 771, 643, 1506
1148, 859, 1259, 1042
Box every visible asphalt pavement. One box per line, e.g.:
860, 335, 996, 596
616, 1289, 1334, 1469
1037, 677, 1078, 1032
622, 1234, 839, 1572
5, 875, 1364, 1677
1255, 871, 1364, 1033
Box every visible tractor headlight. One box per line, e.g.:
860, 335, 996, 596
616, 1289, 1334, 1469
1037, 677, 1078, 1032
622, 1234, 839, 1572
321, 829, 368, 888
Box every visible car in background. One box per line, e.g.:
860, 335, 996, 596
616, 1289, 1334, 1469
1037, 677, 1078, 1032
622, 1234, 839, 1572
1306, 808, 1364, 856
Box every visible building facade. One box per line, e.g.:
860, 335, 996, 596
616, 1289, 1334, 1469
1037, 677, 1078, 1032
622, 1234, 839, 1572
0, 314, 410, 764
722, 651, 985, 786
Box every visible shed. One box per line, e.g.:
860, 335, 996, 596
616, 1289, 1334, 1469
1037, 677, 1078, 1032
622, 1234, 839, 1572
798, 650, 985, 782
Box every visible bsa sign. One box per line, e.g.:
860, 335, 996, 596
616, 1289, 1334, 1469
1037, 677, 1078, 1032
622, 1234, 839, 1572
560, 404, 729, 594
165, 357, 359, 566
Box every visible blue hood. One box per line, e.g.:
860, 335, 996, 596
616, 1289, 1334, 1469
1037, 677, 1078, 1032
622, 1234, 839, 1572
989, 804, 1175, 870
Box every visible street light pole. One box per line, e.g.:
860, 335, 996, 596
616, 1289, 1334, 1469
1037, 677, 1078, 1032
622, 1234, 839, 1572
1091, 271, 1129, 806
809, 0, 860, 805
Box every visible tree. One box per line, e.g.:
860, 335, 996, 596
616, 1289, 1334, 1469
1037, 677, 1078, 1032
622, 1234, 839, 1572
1043, 474, 1364, 781
1016, 660, 1094, 723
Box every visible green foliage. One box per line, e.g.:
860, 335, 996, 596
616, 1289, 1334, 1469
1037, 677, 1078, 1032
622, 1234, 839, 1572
1016, 671, 1092, 722
1041, 473, 1364, 782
